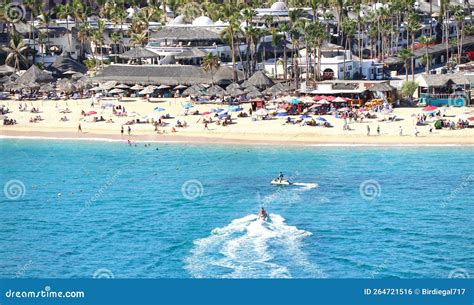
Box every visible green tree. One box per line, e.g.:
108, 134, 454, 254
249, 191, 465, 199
3, 31, 29, 72
201, 53, 220, 85
398, 48, 414, 82
55, 3, 74, 52
419, 36, 433, 73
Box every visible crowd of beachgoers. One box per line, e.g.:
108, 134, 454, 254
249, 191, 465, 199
1, 94, 474, 144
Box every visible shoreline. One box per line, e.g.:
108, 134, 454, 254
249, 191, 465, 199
1, 130, 474, 147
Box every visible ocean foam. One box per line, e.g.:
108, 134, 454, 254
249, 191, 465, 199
185, 214, 324, 278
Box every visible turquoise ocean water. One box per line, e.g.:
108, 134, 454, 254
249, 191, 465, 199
0, 139, 472, 278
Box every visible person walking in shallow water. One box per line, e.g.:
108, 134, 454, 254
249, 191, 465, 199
78, 124, 82, 133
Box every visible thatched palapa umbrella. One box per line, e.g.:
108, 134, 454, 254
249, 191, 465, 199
248, 71, 274, 89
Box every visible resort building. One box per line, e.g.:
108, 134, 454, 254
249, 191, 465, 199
415, 73, 473, 106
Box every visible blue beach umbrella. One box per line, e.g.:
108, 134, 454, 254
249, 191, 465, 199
154, 107, 166, 112
289, 97, 300, 104
229, 106, 242, 112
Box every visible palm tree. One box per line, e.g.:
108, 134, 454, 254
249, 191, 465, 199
202, 53, 220, 85
398, 48, 414, 82
278, 23, 290, 81
270, 27, 283, 79
406, 15, 420, 80
130, 32, 148, 47
221, 16, 241, 82
454, 6, 466, 64
419, 36, 433, 73
342, 18, 356, 79
37, 9, 51, 54
137, 6, 161, 41
23, 0, 41, 63
306, 21, 327, 81
77, 23, 90, 59
3, 32, 29, 72
56, 3, 74, 52
110, 32, 122, 63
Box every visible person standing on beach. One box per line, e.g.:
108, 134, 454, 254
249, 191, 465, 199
204, 122, 209, 130
414, 127, 419, 137
366, 125, 370, 136
121, 126, 124, 136
128, 126, 131, 135
399, 126, 403, 136
78, 124, 82, 133
377, 125, 380, 135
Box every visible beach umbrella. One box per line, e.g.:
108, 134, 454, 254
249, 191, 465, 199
174, 84, 188, 89
423, 105, 438, 111
226, 87, 245, 97
63, 70, 78, 75
130, 84, 144, 90
316, 99, 330, 105
333, 97, 347, 103
206, 85, 226, 96
89, 86, 103, 91
157, 84, 171, 90
247, 71, 274, 89
226, 82, 241, 90
109, 88, 124, 94
289, 97, 300, 104
154, 107, 166, 112
138, 87, 155, 95
246, 89, 263, 98
228, 105, 242, 112
99, 81, 117, 90
115, 84, 130, 89
255, 108, 269, 116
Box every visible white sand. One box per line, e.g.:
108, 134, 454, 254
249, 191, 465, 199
1, 97, 473, 145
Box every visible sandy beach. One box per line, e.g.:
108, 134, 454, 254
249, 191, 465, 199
1, 97, 473, 145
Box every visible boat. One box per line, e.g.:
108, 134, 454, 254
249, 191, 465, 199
270, 177, 292, 185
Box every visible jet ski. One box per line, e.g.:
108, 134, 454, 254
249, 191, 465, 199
258, 208, 270, 222
270, 177, 292, 185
